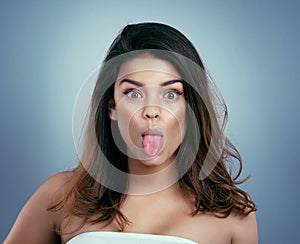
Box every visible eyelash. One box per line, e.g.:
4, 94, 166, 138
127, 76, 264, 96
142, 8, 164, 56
163, 90, 183, 100
123, 89, 183, 100
123, 89, 143, 99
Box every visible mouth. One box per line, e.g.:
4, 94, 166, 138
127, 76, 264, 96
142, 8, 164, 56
141, 129, 164, 157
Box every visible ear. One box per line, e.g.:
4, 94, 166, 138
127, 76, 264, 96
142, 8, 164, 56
109, 107, 117, 120
108, 99, 117, 120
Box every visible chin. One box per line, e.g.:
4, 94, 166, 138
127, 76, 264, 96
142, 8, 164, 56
140, 153, 174, 168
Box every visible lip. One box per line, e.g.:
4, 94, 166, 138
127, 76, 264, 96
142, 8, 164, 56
142, 128, 164, 137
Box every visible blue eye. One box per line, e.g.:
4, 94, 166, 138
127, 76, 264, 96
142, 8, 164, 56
124, 89, 143, 99
163, 90, 182, 100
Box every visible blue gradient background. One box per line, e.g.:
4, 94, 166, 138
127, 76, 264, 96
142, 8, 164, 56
0, 0, 299, 243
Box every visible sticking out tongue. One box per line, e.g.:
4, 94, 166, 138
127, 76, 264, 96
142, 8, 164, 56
142, 135, 163, 156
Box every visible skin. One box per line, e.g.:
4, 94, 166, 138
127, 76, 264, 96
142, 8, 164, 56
4, 56, 258, 244
110, 55, 186, 173
110, 55, 186, 194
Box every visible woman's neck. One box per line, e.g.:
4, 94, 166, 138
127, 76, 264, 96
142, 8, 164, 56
126, 156, 179, 195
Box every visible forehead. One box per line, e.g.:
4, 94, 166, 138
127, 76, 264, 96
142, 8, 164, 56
116, 55, 181, 85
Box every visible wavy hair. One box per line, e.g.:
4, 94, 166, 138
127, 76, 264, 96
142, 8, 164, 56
49, 22, 256, 232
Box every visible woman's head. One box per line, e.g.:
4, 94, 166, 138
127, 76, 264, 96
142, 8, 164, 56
81, 22, 227, 191
110, 55, 186, 170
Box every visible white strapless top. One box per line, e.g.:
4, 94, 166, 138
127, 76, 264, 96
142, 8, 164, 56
67, 231, 198, 244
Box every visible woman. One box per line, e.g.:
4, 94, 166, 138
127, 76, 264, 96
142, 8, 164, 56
4, 22, 258, 244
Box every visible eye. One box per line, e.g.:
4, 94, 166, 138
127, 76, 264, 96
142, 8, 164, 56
163, 90, 182, 100
124, 89, 143, 99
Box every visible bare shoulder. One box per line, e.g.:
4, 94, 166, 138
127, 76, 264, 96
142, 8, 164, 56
42, 171, 74, 195
186, 210, 258, 244
4, 171, 74, 244
31, 171, 74, 209
229, 211, 258, 244
32, 171, 74, 220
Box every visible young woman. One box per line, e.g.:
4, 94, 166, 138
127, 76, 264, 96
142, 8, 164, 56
4, 22, 258, 244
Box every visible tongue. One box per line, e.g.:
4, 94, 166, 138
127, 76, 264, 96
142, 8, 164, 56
142, 135, 163, 156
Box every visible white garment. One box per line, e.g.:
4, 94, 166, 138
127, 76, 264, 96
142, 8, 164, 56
67, 231, 198, 244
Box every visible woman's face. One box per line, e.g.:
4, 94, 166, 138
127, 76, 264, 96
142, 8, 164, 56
110, 55, 186, 168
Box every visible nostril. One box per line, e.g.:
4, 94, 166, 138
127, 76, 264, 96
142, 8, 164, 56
143, 106, 160, 120
145, 113, 159, 119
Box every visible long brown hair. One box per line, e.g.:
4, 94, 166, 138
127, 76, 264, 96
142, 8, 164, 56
49, 22, 256, 232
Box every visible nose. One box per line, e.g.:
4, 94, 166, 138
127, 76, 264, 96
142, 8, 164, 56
143, 105, 160, 120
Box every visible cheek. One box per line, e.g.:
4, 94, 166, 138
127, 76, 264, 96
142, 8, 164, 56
178, 104, 186, 127
165, 104, 186, 141
116, 107, 133, 133
116, 105, 142, 146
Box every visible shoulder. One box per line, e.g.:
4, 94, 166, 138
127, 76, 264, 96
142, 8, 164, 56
22, 170, 74, 218
41, 171, 74, 194
38, 171, 75, 218
32, 171, 74, 206
20, 170, 74, 208
4, 171, 74, 244
179, 210, 257, 244
229, 211, 258, 244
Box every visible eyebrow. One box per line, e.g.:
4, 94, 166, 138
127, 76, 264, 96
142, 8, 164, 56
119, 79, 183, 87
